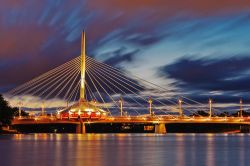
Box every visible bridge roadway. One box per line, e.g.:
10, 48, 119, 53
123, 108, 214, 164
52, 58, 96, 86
11, 116, 250, 133
12, 116, 250, 125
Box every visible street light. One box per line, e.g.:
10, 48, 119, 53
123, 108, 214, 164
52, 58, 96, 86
240, 98, 243, 118
148, 97, 153, 116
18, 101, 23, 118
209, 98, 212, 118
119, 96, 123, 117
178, 98, 183, 118
41, 101, 45, 116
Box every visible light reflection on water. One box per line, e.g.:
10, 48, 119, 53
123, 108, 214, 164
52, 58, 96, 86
0, 134, 250, 166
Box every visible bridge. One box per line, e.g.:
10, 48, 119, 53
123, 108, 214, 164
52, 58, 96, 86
6, 31, 250, 133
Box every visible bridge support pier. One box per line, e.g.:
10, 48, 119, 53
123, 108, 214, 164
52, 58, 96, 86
240, 124, 250, 133
155, 123, 166, 134
76, 122, 86, 134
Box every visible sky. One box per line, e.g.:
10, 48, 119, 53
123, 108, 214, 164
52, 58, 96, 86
1, 0, 250, 112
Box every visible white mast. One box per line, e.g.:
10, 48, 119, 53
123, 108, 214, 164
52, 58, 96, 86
80, 31, 86, 101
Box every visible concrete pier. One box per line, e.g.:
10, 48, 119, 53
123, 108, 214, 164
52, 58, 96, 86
240, 124, 250, 133
76, 122, 86, 134
155, 123, 166, 134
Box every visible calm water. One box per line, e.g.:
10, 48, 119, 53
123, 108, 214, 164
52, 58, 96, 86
0, 133, 249, 166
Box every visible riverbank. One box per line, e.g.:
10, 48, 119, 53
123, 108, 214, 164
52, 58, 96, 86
0, 126, 18, 134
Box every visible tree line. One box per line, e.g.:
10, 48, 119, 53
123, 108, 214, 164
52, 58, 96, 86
0, 94, 28, 126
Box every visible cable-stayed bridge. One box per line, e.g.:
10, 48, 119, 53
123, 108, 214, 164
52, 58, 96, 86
6, 32, 250, 133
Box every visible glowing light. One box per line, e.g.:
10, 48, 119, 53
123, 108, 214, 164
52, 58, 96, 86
85, 108, 94, 112
153, 120, 159, 124
178, 99, 182, 104
209, 98, 212, 104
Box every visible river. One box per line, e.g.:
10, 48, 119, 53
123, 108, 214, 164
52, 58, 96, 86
0, 134, 249, 166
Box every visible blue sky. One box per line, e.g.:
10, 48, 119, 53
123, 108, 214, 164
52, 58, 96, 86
1, 0, 250, 109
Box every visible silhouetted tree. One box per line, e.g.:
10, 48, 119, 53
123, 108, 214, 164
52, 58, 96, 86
0, 94, 28, 125
192, 111, 209, 117
13, 109, 29, 117
231, 110, 250, 117
217, 112, 230, 117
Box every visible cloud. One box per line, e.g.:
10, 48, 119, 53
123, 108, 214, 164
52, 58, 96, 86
102, 47, 140, 67
87, 0, 250, 16
125, 33, 166, 46
4, 94, 68, 109
159, 56, 250, 91
1, 0, 250, 113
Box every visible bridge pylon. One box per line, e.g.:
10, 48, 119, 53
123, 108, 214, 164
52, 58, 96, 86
57, 32, 108, 118
80, 31, 86, 102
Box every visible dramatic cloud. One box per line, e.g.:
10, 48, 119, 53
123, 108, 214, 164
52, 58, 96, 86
160, 56, 250, 91
158, 56, 250, 104
1, 0, 250, 110
102, 47, 140, 67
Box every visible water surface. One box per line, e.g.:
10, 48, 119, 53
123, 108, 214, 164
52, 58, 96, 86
0, 134, 249, 166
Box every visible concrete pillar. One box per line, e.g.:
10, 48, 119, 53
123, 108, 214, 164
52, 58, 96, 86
76, 122, 86, 134
240, 124, 250, 133
76, 123, 81, 133
155, 123, 166, 134
82, 123, 86, 134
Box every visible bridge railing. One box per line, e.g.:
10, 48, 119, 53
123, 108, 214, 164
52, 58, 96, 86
12, 115, 250, 123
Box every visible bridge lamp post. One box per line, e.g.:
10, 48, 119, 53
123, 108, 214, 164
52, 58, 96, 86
41, 102, 45, 116
178, 98, 183, 118
240, 98, 243, 118
68, 111, 72, 120
209, 98, 212, 118
18, 101, 23, 118
119, 97, 123, 117
66, 101, 69, 108
148, 97, 153, 116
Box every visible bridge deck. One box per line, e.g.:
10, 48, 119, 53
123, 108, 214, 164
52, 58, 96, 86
12, 116, 250, 125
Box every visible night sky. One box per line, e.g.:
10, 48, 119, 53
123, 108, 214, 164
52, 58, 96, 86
1, 0, 250, 108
